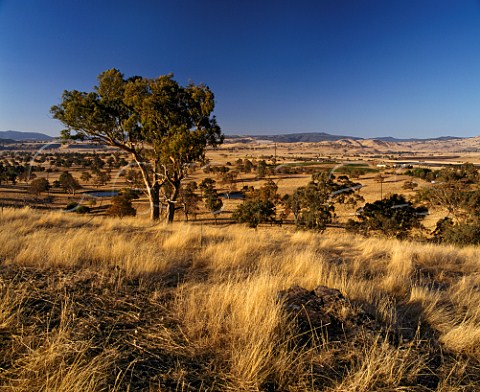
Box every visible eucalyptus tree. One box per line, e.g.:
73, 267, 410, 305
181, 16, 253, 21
51, 68, 223, 221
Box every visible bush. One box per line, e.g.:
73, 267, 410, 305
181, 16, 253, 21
107, 195, 136, 218
433, 217, 480, 245
65, 202, 91, 214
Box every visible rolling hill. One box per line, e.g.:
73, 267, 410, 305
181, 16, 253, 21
226, 132, 466, 144
0, 130, 55, 141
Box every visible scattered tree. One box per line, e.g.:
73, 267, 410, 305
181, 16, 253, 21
233, 199, 275, 228
107, 195, 136, 217
29, 178, 50, 196
256, 160, 267, 179
220, 170, 238, 199
93, 170, 111, 187
80, 171, 92, 184
57, 171, 82, 195
200, 178, 223, 224
178, 181, 200, 221
284, 172, 362, 231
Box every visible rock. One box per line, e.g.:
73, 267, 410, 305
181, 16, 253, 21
277, 285, 375, 345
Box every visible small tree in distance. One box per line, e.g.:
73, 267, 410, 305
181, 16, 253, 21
179, 181, 200, 222
402, 180, 418, 191
29, 178, 50, 196
233, 199, 275, 228
284, 172, 362, 231
80, 171, 92, 184
107, 194, 136, 218
200, 178, 223, 224
57, 171, 82, 195
93, 171, 111, 187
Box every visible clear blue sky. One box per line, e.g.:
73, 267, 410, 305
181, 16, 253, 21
1, 0, 480, 138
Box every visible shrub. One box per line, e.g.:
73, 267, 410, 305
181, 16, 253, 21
65, 202, 91, 214
433, 217, 480, 245
107, 196, 136, 218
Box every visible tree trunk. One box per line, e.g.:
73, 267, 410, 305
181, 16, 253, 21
149, 185, 161, 221
166, 180, 181, 224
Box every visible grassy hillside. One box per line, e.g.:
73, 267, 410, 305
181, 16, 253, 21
1, 208, 480, 391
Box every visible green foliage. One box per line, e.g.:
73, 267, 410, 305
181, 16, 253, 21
93, 170, 111, 187
405, 167, 437, 182
178, 181, 200, 221
347, 194, 428, 238
335, 164, 378, 177
18, 170, 36, 183
402, 180, 418, 191
220, 170, 238, 198
244, 179, 279, 203
120, 188, 140, 200
433, 217, 480, 245
51, 68, 223, 221
415, 164, 480, 223
256, 160, 267, 178
437, 163, 479, 184
233, 200, 275, 228
233, 180, 279, 228
80, 171, 92, 183
406, 164, 479, 184
0, 162, 23, 184
65, 202, 90, 214
284, 172, 362, 231
200, 178, 223, 222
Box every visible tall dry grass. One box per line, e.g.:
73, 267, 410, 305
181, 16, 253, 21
1, 207, 480, 390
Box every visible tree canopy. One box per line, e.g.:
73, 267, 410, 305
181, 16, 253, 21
51, 68, 223, 221
347, 194, 428, 238
284, 172, 363, 231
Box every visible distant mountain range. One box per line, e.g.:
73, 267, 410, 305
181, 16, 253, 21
0, 130, 55, 141
1, 130, 468, 144
226, 132, 465, 143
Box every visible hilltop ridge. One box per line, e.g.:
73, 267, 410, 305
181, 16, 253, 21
0, 130, 55, 141
225, 131, 466, 143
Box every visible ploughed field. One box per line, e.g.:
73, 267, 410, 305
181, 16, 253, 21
1, 208, 480, 391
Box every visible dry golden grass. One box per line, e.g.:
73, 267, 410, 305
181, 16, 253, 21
1, 207, 480, 390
